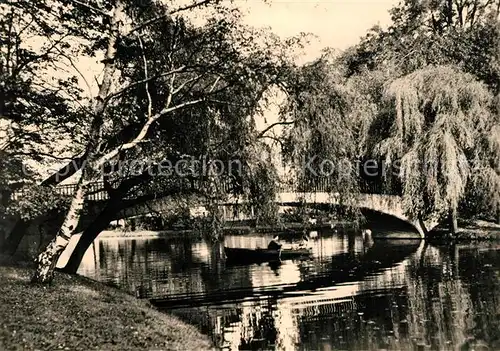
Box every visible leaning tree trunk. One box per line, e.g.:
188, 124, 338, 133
61, 211, 112, 274
31, 178, 86, 283
62, 196, 122, 274
31, 1, 124, 284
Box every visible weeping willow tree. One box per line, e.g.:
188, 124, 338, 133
280, 54, 376, 218
375, 65, 497, 234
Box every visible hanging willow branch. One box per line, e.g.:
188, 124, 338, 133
376, 65, 496, 220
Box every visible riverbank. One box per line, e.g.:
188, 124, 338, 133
429, 219, 500, 242
0, 264, 213, 350
455, 219, 500, 240
98, 221, 358, 239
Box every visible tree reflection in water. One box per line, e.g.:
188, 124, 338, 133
75, 230, 500, 350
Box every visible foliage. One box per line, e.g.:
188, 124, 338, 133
0, 0, 88, 163
374, 65, 495, 220
337, 0, 500, 225
463, 166, 500, 220
0, 0, 92, 226
281, 54, 375, 210
2, 0, 300, 253
462, 121, 500, 220
244, 151, 281, 225
87, 2, 297, 230
344, 0, 500, 93
4, 185, 69, 221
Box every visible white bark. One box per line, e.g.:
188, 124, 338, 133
32, 0, 124, 283
31, 178, 86, 283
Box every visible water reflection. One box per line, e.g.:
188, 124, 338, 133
77, 230, 500, 350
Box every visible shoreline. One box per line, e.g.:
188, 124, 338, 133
97, 221, 358, 239
97, 219, 500, 242
0, 264, 214, 351
428, 219, 500, 242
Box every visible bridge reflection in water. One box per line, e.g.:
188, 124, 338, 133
75, 228, 500, 350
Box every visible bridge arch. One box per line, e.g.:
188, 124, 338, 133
274, 192, 438, 238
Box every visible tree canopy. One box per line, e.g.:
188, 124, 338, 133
344, 0, 500, 92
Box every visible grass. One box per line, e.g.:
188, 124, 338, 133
455, 219, 500, 240
429, 219, 500, 241
0, 264, 213, 351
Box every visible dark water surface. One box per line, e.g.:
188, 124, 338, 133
75, 229, 500, 350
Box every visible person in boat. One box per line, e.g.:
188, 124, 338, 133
299, 234, 310, 248
268, 235, 282, 251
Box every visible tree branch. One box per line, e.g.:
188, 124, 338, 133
256, 120, 296, 139
136, 34, 152, 119
55, 46, 93, 98
93, 98, 204, 170
12, 34, 70, 78
8, 151, 77, 161
67, 0, 111, 17
169, 0, 217, 16
128, 0, 215, 35
41, 153, 88, 186
209, 76, 221, 92
259, 135, 284, 148
165, 70, 176, 109
172, 74, 202, 95
104, 66, 187, 103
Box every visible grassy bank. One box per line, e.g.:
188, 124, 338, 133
429, 219, 500, 242
0, 264, 213, 351
455, 219, 500, 240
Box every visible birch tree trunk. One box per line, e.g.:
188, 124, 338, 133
31, 0, 216, 283
31, 177, 86, 283
31, 1, 124, 284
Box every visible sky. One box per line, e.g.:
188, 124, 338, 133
239, 0, 399, 131
240, 0, 399, 63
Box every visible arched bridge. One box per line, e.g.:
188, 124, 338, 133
31, 180, 439, 238
274, 192, 438, 237
210, 191, 436, 237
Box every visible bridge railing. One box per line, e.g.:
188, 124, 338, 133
13, 177, 401, 202
281, 178, 399, 195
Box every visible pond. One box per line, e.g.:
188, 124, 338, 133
75, 228, 500, 350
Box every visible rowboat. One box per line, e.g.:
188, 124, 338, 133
224, 247, 312, 264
